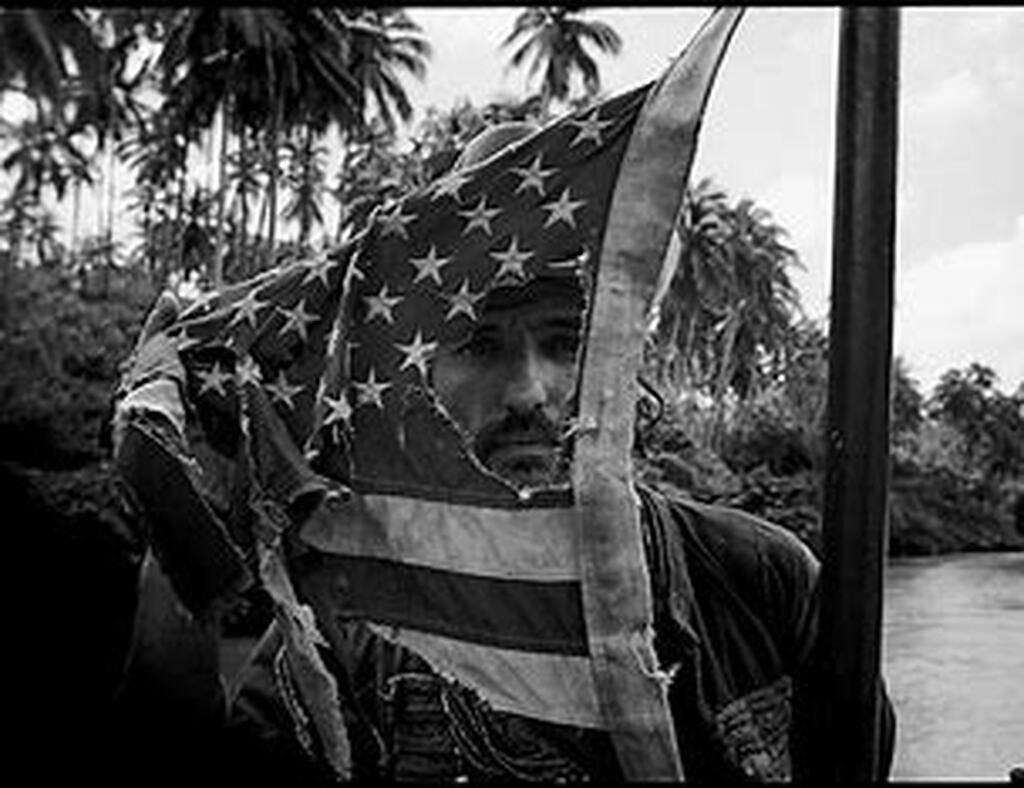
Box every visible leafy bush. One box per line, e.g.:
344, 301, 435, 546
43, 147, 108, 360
635, 398, 742, 501
0, 262, 156, 468
889, 467, 1024, 555
636, 395, 822, 552
927, 363, 1024, 483
718, 389, 817, 476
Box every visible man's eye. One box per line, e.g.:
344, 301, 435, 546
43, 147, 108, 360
456, 333, 499, 358
542, 333, 580, 361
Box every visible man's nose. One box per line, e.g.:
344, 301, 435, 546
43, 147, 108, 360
502, 342, 550, 414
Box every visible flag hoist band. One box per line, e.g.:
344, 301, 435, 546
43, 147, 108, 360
114, 7, 745, 781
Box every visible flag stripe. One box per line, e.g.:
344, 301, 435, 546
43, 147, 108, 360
312, 554, 587, 655
366, 624, 603, 729
351, 473, 574, 510
298, 492, 580, 581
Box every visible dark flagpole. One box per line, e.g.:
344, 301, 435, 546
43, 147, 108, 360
818, 7, 900, 781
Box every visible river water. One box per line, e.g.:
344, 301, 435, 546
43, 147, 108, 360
883, 551, 1024, 780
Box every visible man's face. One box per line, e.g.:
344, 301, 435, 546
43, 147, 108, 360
431, 280, 583, 488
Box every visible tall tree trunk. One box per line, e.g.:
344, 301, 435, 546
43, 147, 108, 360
709, 305, 743, 453
175, 169, 187, 272
265, 103, 282, 270
71, 180, 81, 266
204, 120, 215, 196
298, 125, 313, 248
232, 126, 249, 281
95, 146, 105, 240
267, 149, 278, 267
540, 82, 553, 123
9, 207, 24, 267
142, 201, 153, 283
661, 309, 684, 391
212, 99, 231, 288
255, 136, 271, 274
256, 183, 270, 247
677, 308, 698, 393
333, 131, 349, 244
105, 143, 117, 265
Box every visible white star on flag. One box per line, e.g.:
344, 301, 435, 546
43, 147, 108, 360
277, 299, 319, 342
364, 283, 404, 325
459, 196, 502, 236
236, 355, 263, 386
429, 170, 472, 202
409, 246, 452, 287
380, 206, 417, 240
266, 370, 304, 410
445, 279, 485, 322
512, 154, 556, 196
353, 367, 391, 409
395, 330, 438, 379
300, 251, 336, 288
196, 362, 232, 397
321, 391, 353, 427
568, 109, 613, 148
542, 187, 586, 229
172, 330, 202, 354
228, 289, 270, 330
490, 236, 534, 284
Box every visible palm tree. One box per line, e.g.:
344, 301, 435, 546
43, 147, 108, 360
650, 179, 803, 405
282, 129, 327, 249
26, 208, 63, 266
1, 115, 92, 263
224, 126, 264, 279
501, 6, 622, 119
157, 8, 373, 281
1, 117, 92, 205
342, 8, 432, 134
2, 9, 170, 270
1, 10, 99, 265
0, 9, 103, 115
650, 178, 734, 391
716, 197, 802, 399
119, 110, 191, 282
52, 10, 158, 267
155, 8, 433, 279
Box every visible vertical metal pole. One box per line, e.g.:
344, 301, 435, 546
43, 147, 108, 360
819, 7, 900, 781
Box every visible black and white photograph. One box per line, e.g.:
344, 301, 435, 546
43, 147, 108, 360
4, 6, 1021, 783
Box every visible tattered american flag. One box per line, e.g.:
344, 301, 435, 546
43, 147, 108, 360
114, 9, 743, 780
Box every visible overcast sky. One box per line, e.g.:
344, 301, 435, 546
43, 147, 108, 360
402, 6, 1024, 394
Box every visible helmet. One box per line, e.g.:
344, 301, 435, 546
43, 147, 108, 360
454, 121, 537, 171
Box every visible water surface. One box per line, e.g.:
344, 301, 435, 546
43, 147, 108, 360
884, 551, 1024, 780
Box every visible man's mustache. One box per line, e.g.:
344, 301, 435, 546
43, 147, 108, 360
474, 409, 564, 458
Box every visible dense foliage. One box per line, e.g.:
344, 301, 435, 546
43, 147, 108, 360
0, 260, 155, 468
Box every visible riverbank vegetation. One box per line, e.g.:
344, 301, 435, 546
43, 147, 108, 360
3, 8, 1022, 577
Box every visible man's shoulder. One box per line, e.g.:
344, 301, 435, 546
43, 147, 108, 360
639, 484, 819, 587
